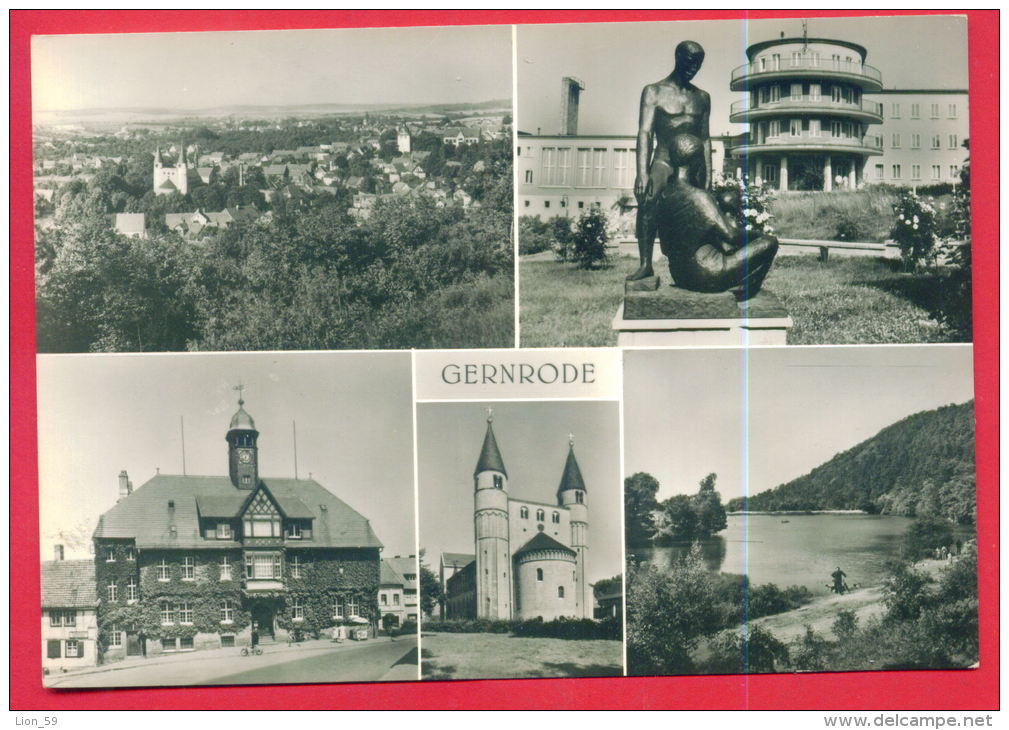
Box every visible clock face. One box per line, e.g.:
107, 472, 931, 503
238, 450, 252, 464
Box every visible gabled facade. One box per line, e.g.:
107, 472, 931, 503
92, 393, 383, 661
41, 551, 98, 673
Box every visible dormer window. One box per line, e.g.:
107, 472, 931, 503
216, 523, 233, 539
287, 523, 302, 539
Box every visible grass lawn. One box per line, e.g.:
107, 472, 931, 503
520, 253, 967, 347
421, 633, 623, 680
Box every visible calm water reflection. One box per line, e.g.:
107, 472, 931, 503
630, 513, 922, 593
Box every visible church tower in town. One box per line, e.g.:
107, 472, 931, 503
153, 144, 189, 196
226, 387, 259, 489
557, 439, 590, 619
473, 411, 512, 619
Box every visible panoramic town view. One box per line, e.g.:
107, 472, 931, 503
32, 26, 514, 352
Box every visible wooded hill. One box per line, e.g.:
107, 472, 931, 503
726, 401, 976, 524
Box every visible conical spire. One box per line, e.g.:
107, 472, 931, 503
557, 439, 586, 495
179, 142, 188, 166
474, 410, 507, 477
154, 147, 163, 165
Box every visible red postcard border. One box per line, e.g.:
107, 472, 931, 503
9, 9, 999, 711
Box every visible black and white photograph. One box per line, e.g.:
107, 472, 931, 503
37, 351, 419, 687
416, 401, 623, 680
622, 345, 977, 675
32, 24, 514, 352
516, 16, 972, 348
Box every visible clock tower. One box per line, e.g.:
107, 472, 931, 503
227, 386, 259, 489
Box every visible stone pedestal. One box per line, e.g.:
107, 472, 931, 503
613, 284, 793, 347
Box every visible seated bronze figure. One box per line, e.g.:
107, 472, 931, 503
655, 135, 778, 299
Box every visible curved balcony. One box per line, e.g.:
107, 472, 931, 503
729, 97, 883, 125
730, 58, 883, 92
729, 134, 883, 158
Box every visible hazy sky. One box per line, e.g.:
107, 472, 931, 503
417, 401, 623, 584
624, 345, 974, 503
37, 352, 415, 560
32, 24, 512, 111
518, 15, 968, 137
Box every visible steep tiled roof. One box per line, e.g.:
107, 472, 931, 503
385, 557, 418, 590
557, 445, 587, 495
94, 474, 382, 550
440, 551, 474, 568
380, 559, 404, 586
474, 420, 507, 477
514, 532, 576, 557
41, 560, 97, 608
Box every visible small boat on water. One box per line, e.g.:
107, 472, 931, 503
781, 519, 790, 523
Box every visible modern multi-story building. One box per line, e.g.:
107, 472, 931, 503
727, 36, 885, 191
444, 414, 592, 622
91, 392, 384, 661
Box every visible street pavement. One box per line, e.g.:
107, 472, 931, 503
45, 636, 418, 688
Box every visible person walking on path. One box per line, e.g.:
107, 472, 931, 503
831, 567, 848, 595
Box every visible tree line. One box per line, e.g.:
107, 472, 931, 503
625, 472, 728, 548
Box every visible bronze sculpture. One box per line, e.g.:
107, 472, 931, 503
627, 41, 778, 299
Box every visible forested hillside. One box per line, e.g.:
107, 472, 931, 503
726, 402, 975, 524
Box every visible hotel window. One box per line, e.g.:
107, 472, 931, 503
541, 147, 557, 185
912, 165, 921, 180
831, 121, 843, 138
105, 547, 116, 562
50, 610, 75, 627
790, 119, 801, 137
771, 53, 780, 71
931, 135, 941, 149
831, 86, 842, 103
809, 83, 821, 101
287, 522, 302, 539
761, 164, 777, 185
892, 164, 902, 180
769, 120, 781, 137
948, 134, 958, 149
891, 134, 900, 148
558, 586, 565, 598
911, 134, 921, 149
759, 86, 769, 104
380, 593, 388, 605
810, 52, 821, 66
592, 148, 606, 186
875, 164, 884, 180
332, 597, 344, 619
536, 509, 545, 522
216, 522, 232, 539
950, 165, 959, 178
109, 625, 122, 648
524, 170, 533, 184
890, 103, 900, 118
758, 57, 766, 71
790, 83, 802, 101
347, 596, 359, 617
65, 640, 81, 658
157, 559, 170, 581
556, 148, 572, 185
931, 103, 940, 118
911, 103, 920, 118
126, 548, 135, 561
770, 85, 781, 103
245, 552, 282, 580
160, 601, 175, 625
292, 598, 304, 621
949, 103, 957, 118
831, 54, 841, 70
291, 554, 302, 579
220, 556, 232, 581
809, 119, 821, 137
107, 581, 118, 602
127, 580, 137, 602
178, 601, 193, 625
613, 148, 633, 188
932, 165, 941, 180
791, 51, 802, 67
181, 556, 195, 581
536, 568, 544, 582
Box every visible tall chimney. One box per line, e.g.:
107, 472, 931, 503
560, 77, 585, 135
54, 544, 64, 561
118, 470, 132, 501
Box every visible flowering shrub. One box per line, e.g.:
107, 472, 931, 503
890, 190, 939, 270
711, 176, 775, 238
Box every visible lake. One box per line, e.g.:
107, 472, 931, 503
631, 513, 931, 593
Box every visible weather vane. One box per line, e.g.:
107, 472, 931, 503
569, 432, 575, 447
234, 382, 245, 406
486, 407, 494, 423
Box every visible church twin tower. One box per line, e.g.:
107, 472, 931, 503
473, 414, 591, 621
